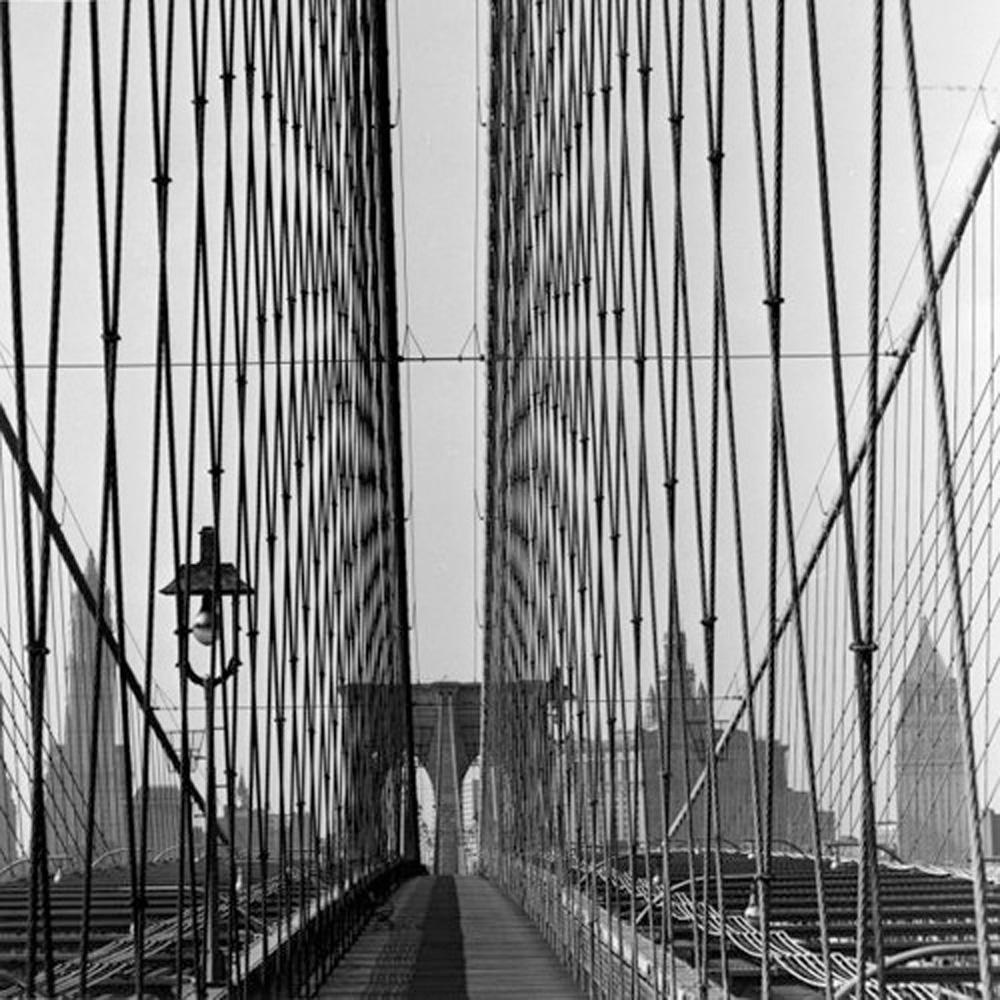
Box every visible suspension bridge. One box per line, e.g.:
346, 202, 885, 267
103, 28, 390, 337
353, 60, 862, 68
0, 0, 999, 996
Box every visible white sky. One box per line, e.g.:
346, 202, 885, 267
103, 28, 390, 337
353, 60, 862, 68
393, 0, 485, 685
389, 0, 1000, 689
0, 2, 1000, 836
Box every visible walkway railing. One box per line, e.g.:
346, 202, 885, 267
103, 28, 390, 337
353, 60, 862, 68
0, 0, 419, 994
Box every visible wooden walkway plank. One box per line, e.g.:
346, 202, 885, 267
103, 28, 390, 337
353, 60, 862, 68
316, 875, 583, 999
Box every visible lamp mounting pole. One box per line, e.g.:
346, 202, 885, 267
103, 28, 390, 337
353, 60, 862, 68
160, 525, 252, 987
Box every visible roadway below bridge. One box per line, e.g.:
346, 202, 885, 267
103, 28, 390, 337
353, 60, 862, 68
316, 875, 582, 998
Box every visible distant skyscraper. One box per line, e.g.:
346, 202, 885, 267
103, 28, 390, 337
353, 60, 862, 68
47, 553, 129, 862
641, 630, 835, 849
0, 697, 19, 863
896, 620, 968, 866
140, 784, 182, 859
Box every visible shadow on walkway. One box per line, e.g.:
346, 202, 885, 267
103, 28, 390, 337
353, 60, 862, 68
317, 875, 582, 998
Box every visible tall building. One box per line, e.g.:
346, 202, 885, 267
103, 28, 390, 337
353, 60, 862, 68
641, 631, 835, 849
47, 553, 129, 862
223, 774, 313, 866
139, 784, 182, 859
896, 620, 968, 866
0, 697, 19, 863
576, 735, 646, 853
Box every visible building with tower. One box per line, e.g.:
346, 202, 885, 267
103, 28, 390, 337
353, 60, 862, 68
896, 620, 969, 866
641, 630, 835, 850
0, 697, 18, 864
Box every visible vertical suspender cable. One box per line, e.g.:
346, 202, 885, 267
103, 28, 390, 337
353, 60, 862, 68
371, 0, 420, 865
898, 2, 993, 994
0, 8, 56, 993
802, 1, 886, 992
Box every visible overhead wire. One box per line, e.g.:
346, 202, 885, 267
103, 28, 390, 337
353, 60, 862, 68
4, 0, 1000, 997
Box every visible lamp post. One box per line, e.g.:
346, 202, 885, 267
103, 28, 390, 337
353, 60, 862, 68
161, 525, 252, 986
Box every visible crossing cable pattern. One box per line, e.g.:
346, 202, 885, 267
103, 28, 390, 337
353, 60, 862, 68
0, 1, 416, 996
481, 0, 1000, 997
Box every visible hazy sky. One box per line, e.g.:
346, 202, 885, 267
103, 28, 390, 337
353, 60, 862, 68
393, 1, 485, 686
390, 0, 1000, 692
0, 1, 998, 858
0, 0, 999, 714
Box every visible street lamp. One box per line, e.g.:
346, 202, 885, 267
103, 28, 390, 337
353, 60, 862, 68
160, 525, 252, 986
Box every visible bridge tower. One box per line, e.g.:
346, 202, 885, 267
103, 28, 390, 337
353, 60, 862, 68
411, 683, 481, 874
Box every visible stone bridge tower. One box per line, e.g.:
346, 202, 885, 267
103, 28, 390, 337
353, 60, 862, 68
411, 683, 481, 874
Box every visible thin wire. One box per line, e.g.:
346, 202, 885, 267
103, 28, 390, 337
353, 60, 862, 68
0, 349, 897, 370
471, 0, 483, 685
898, 1, 992, 993
0, 6, 56, 990
393, 0, 411, 333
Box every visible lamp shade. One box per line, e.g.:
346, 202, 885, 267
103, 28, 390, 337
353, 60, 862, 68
160, 526, 253, 598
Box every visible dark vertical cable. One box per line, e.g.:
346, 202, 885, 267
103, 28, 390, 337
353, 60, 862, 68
0, 7, 56, 993
862, 0, 887, 995
898, 2, 992, 994
370, 0, 419, 866
802, 1, 885, 992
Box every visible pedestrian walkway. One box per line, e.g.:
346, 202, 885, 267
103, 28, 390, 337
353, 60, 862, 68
317, 875, 584, 998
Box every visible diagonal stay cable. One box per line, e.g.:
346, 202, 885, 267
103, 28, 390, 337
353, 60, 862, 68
0, 7, 56, 990
803, 0, 885, 990
898, 1, 992, 993
669, 118, 1000, 840
0, 403, 207, 818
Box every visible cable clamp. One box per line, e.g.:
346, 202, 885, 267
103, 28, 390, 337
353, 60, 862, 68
849, 640, 878, 654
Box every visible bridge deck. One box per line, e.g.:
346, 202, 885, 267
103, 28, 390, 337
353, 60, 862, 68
317, 875, 583, 998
